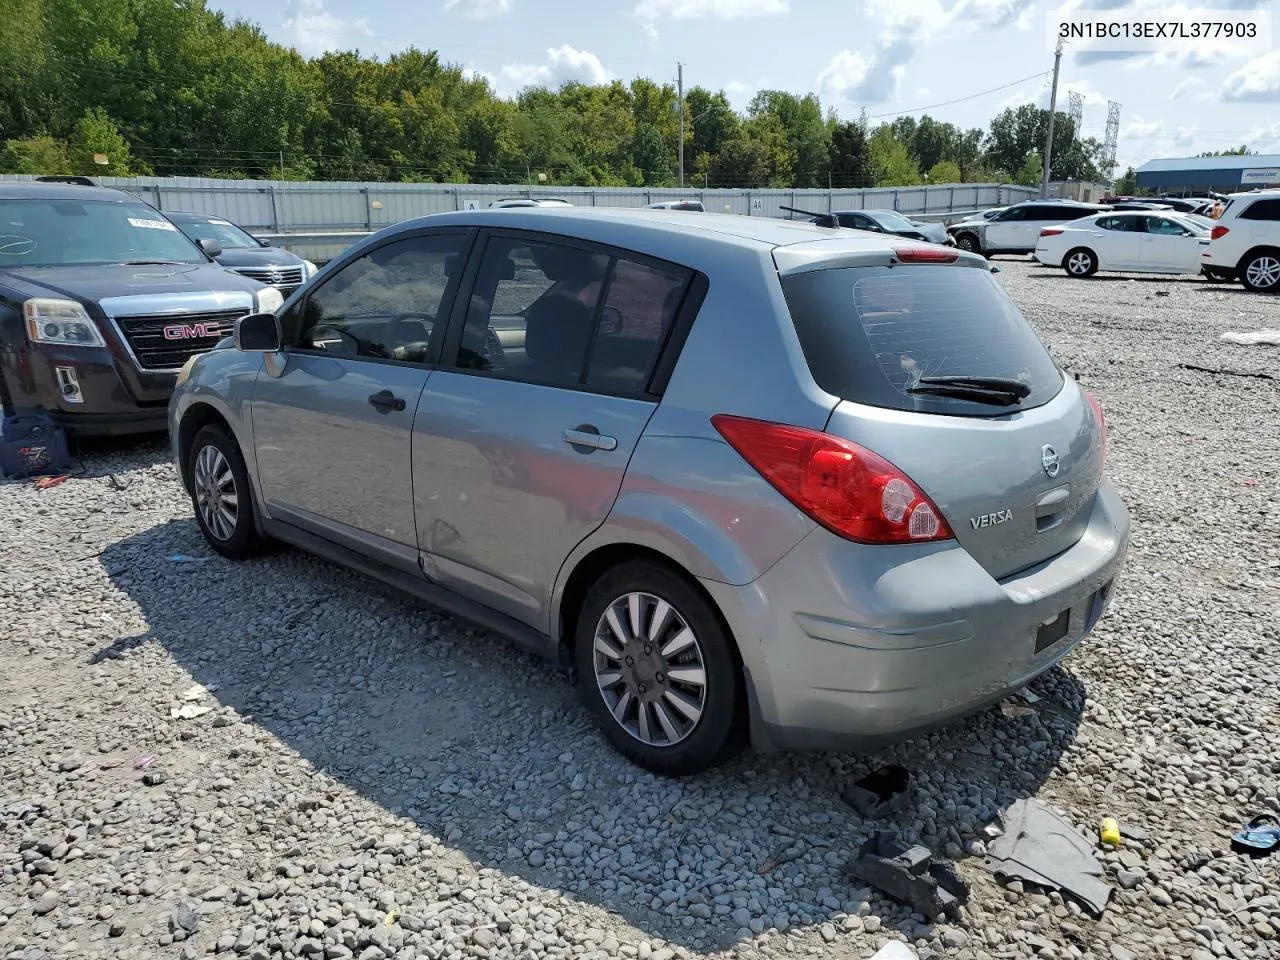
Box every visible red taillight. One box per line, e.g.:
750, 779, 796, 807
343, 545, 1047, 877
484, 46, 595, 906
1211, 225, 1229, 240
1084, 390, 1107, 464
1040, 227, 1064, 237
710, 414, 953, 544
893, 247, 959, 264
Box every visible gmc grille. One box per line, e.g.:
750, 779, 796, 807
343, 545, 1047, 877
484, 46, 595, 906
113, 309, 248, 370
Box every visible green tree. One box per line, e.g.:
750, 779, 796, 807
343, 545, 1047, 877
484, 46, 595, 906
1015, 153, 1043, 187
829, 119, 872, 187
927, 160, 962, 183
1199, 146, 1253, 157
868, 125, 921, 186
747, 90, 829, 187
0, 136, 72, 175
1114, 166, 1138, 194
67, 107, 135, 175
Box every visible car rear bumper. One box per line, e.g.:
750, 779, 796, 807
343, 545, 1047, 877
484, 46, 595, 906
0, 342, 173, 437
702, 479, 1130, 752
1033, 245, 1059, 266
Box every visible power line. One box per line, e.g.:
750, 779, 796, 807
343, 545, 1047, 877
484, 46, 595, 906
866, 71, 1052, 120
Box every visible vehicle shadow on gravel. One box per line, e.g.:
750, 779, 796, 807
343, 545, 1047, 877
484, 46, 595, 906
95, 518, 1087, 952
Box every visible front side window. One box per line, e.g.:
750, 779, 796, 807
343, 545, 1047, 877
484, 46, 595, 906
0, 199, 206, 267
996, 207, 1027, 221
1144, 217, 1191, 236
454, 236, 690, 394
287, 233, 465, 364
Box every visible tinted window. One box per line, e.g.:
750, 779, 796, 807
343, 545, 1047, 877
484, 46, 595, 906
996, 207, 1027, 221
836, 213, 863, 229
176, 217, 259, 250
455, 236, 689, 394
588, 258, 689, 393
456, 237, 609, 386
781, 265, 1063, 417
290, 233, 465, 364
1241, 199, 1280, 221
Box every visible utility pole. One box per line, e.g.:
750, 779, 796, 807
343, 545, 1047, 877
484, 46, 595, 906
1040, 38, 1063, 199
279, 149, 286, 182
677, 62, 685, 189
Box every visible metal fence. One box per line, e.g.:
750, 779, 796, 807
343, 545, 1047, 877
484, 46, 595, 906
3, 174, 1037, 230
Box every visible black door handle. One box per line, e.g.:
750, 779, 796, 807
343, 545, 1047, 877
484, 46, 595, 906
368, 390, 405, 413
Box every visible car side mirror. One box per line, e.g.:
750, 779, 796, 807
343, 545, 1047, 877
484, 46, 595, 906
258, 237, 272, 247
990, 266, 1001, 273
235, 312, 282, 352
199, 237, 223, 258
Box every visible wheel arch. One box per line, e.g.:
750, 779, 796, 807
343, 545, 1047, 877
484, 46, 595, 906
1237, 245, 1280, 273
176, 401, 235, 494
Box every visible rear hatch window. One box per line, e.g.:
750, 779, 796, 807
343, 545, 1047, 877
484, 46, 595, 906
779, 263, 1063, 417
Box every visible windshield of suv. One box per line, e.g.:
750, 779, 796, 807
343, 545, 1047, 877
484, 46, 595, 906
174, 216, 260, 250
780, 263, 1063, 417
0, 198, 206, 267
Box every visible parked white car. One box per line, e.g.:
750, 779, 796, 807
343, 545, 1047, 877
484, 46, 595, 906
1200, 189, 1280, 292
1034, 211, 1210, 278
948, 199, 1109, 255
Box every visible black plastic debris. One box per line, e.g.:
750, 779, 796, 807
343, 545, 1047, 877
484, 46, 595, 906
846, 831, 969, 921
843, 765, 910, 818
982, 799, 1112, 916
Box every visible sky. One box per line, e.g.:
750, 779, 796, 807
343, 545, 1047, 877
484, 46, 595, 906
206, 0, 1280, 176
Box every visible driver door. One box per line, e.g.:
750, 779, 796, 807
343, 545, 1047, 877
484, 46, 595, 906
251, 229, 473, 571
983, 206, 1028, 251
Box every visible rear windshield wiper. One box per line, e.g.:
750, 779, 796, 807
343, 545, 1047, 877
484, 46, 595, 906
123, 259, 187, 265
906, 376, 1031, 407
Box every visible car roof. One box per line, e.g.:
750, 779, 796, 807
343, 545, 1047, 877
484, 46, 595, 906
0, 180, 138, 203
381, 207, 920, 254
165, 211, 231, 222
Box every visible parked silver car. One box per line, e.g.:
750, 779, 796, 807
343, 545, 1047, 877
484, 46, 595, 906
168, 208, 1130, 775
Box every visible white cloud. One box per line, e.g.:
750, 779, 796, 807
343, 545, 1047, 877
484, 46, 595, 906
1221, 52, 1280, 102
633, 0, 788, 19
950, 0, 1038, 28
1169, 77, 1210, 101
817, 0, 947, 105
915, 88, 931, 99
461, 64, 499, 88
280, 0, 373, 58
496, 45, 612, 95
443, 0, 511, 18
724, 78, 771, 110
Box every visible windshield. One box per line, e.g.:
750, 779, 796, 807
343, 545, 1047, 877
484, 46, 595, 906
175, 217, 260, 249
0, 199, 206, 267
871, 211, 916, 231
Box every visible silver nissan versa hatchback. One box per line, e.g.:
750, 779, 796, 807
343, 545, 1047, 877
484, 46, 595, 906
169, 208, 1130, 776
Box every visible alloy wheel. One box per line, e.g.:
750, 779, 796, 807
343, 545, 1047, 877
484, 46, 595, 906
1067, 252, 1093, 275
194, 444, 239, 541
1245, 255, 1280, 291
592, 592, 707, 747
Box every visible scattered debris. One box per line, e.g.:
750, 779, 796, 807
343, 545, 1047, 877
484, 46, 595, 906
383, 909, 400, 926
1230, 814, 1280, 856
180, 684, 209, 702
33, 475, 68, 490
1099, 817, 1121, 846
983, 799, 1112, 916
847, 831, 969, 921
168, 554, 212, 564
1221, 329, 1280, 346
843, 765, 910, 818
134, 756, 155, 770
170, 704, 213, 720
1000, 700, 1036, 718
1241, 478, 1258, 487
1178, 363, 1276, 382
142, 771, 168, 787
757, 836, 806, 874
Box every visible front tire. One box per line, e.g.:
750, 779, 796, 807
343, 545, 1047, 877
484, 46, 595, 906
187, 424, 262, 560
575, 561, 743, 777
1064, 247, 1098, 278
954, 232, 980, 254
1240, 251, 1280, 293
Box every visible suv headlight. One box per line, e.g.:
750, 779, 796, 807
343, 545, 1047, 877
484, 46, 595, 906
303, 259, 319, 278
255, 287, 284, 313
23, 299, 106, 347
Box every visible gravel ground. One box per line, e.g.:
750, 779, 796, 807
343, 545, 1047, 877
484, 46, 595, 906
2, 259, 1279, 960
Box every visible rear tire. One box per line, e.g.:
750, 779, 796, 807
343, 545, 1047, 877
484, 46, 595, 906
1239, 251, 1280, 293
575, 560, 743, 777
187, 424, 262, 560
1063, 247, 1098, 278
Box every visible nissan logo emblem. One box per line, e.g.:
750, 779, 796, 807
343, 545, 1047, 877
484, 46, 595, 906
1041, 444, 1061, 478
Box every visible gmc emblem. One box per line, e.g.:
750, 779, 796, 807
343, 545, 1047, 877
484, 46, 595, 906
163, 322, 221, 341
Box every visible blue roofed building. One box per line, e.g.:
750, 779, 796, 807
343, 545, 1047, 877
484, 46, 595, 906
1134, 155, 1280, 195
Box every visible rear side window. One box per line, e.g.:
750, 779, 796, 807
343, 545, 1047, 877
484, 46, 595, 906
1240, 198, 1280, 221
780, 265, 1064, 417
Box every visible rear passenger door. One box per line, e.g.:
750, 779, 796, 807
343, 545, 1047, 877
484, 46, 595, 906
411, 231, 694, 630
